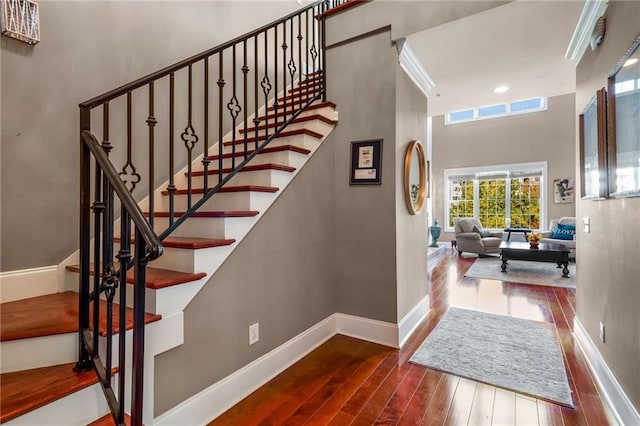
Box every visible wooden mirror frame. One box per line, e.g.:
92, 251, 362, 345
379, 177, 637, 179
607, 34, 640, 198
579, 88, 608, 200
403, 140, 426, 215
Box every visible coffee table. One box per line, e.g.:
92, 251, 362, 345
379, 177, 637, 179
499, 241, 571, 278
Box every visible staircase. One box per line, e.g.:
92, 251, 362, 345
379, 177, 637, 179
0, 76, 337, 426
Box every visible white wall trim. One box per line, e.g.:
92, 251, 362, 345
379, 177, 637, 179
153, 312, 399, 425
398, 295, 430, 348
565, 0, 608, 64
396, 38, 436, 98
573, 317, 640, 425
0, 266, 58, 303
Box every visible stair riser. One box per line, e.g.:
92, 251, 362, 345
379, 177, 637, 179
151, 216, 258, 240
3, 382, 111, 426
114, 242, 233, 275
189, 168, 291, 189
222, 136, 320, 157
157, 190, 276, 213
258, 104, 336, 123
236, 120, 333, 140
0, 334, 76, 374
207, 149, 308, 170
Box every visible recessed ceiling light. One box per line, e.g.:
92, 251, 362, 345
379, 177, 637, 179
623, 58, 638, 67
493, 85, 510, 94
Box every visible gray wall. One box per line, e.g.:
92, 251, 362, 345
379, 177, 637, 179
431, 93, 576, 240
154, 140, 336, 416
394, 65, 429, 321
575, 1, 640, 413
0, 1, 298, 272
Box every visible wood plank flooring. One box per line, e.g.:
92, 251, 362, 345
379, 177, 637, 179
210, 253, 612, 425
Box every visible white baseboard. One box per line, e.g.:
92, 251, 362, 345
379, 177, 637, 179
154, 312, 398, 425
0, 266, 58, 303
573, 317, 640, 425
398, 295, 430, 348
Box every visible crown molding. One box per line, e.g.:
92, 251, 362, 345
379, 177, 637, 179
565, 0, 609, 64
396, 38, 436, 98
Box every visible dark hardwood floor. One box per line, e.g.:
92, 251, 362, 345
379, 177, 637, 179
211, 252, 612, 425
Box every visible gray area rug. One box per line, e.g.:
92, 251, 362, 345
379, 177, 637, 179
410, 307, 574, 408
465, 257, 576, 288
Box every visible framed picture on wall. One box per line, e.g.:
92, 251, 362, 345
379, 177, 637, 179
554, 178, 574, 203
579, 88, 608, 200
350, 139, 382, 185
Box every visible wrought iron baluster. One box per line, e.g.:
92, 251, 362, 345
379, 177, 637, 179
311, 6, 317, 73
289, 18, 297, 112
298, 15, 303, 110
203, 58, 210, 193
146, 83, 156, 229
131, 227, 147, 426
120, 93, 141, 192
181, 64, 200, 210
228, 45, 241, 170
282, 22, 288, 120
320, 4, 327, 101
253, 34, 260, 152
217, 53, 225, 184
101, 178, 115, 387
242, 40, 249, 160
262, 31, 271, 148
273, 25, 279, 126
306, 10, 310, 103
117, 210, 130, 426
168, 73, 176, 225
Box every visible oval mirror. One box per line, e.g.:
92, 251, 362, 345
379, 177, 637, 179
403, 140, 426, 215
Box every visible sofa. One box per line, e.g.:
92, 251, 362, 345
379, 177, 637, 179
540, 217, 576, 258
454, 218, 503, 256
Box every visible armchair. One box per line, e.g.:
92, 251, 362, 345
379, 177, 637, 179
541, 217, 576, 258
454, 218, 503, 256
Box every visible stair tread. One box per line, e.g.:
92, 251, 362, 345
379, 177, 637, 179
238, 114, 336, 134
66, 265, 207, 290
164, 185, 279, 196
116, 236, 235, 250
223, 128, 323, 146
148, 210, 260, 218
0, 362, 102, 423
256, 100, 335, 122
206, 144, 311, 161
188, 163, 296, 177
89, 413, 135, 426
0, 291, 161, 342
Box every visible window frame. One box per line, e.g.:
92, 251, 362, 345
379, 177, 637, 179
444, 161, 547, 232
445, 97, 548, 125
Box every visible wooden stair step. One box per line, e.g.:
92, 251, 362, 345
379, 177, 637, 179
276, 90, 322, 103
147, 210, 260, 218
66, 265, 206, 290
206, 144, 311, 161
288, 81, 323, 94
116, 236, 235, 250
187, 163, 296, 177
223, 128, 323, 146
89, 413, 136, 426
0, 362, 107, 423
238, 114, 336, 134
0, 291, 161, 342
164, 185, 279, 196
256, 101, 336, 122
267, 99, 334, 112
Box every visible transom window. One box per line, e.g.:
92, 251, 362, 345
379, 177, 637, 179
445, 97, 547, 125
445, 162, 547, 232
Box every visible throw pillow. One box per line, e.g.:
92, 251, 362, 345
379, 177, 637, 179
551, 223, 575, 240
472, 225, 492, 238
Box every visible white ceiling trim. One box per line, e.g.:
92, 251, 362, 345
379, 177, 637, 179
396, 38, 436, 98
565, 0, 609, 64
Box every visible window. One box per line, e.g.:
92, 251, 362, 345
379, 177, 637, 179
445, 97, 547, 125
445, 162, 546, 232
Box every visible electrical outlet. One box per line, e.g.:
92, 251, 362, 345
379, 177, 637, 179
249, 322, 259, 345
583, 217, 590, 233
599, 321, 605, 343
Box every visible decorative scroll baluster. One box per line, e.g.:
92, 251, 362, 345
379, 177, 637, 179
181, 65, 199, 210
101, 173, 115, 386
116, 210, 130, 425
289, 18, 296, 109
306, 10, 310, 103
273, 25, 279, 124
262, 32, 271, 148
146, 83, 156, 229
168, 73, 176, 225
228, 45, 241, 170
321, 2, 327, 101
203, 58, 210, 193
298, 16, 303, 110
120, 93, 141, 192
217, 52, 225, 184
311, 6, 317, 73
242, 40, 249, 160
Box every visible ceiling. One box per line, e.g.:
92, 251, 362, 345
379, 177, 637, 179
406, 1, 583, 117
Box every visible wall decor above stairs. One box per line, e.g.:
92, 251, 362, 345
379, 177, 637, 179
0, 0, 343, 423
